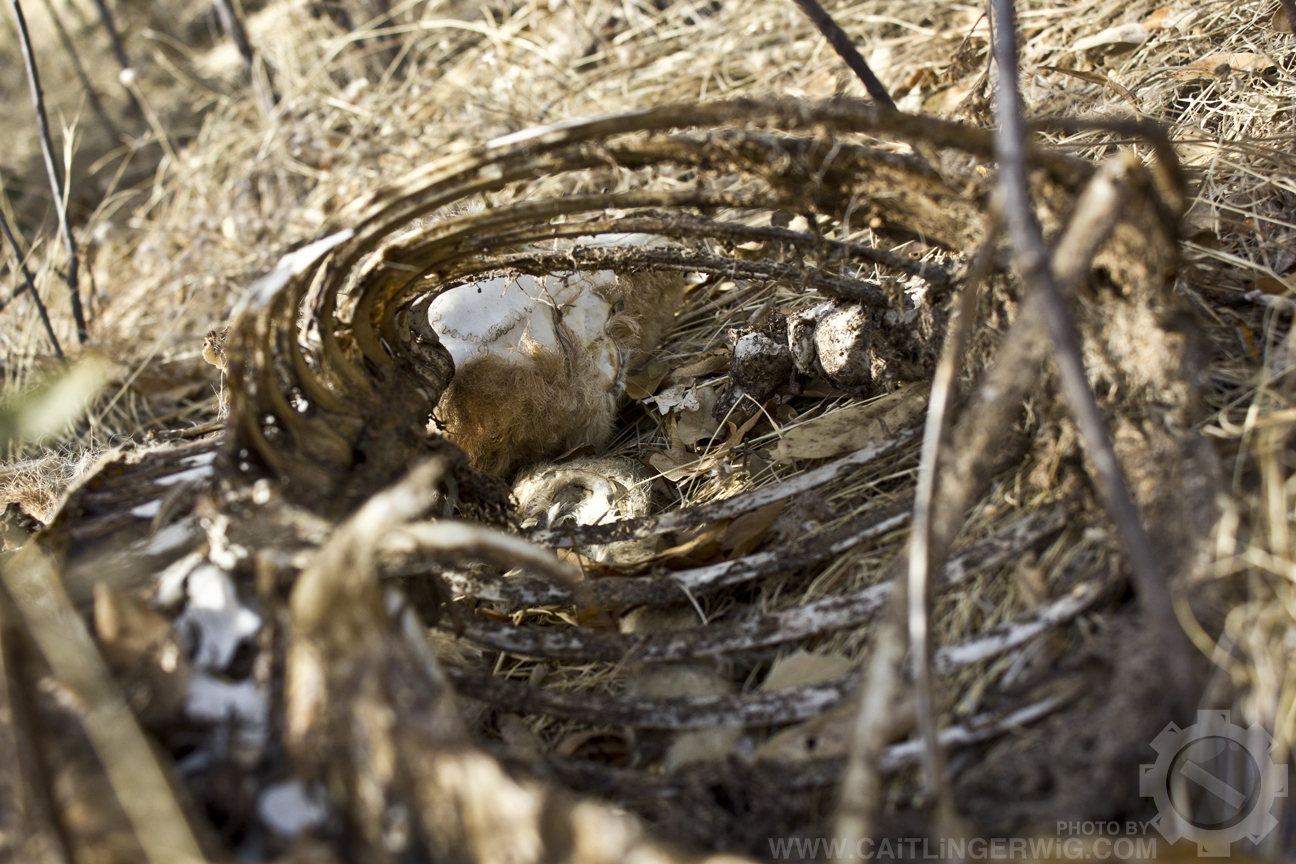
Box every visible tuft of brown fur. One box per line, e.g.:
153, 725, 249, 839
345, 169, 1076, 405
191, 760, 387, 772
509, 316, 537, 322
438, 339, 619, 477
0, 451, 101, 525
602, 269, 686, 372
437, 269, 686, 477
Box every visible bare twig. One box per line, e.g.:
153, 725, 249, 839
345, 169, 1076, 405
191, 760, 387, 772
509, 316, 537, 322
1, 546, 206, 863
832, 598, 906, 860
788, 0, 896, 109
119, 76, 180, 164
0, 209, 63, 358
37, 0, 122, 144
907, 210, 1000, 817
7, 0, 89, 344
990, 0, 1195, 705
211, 0, 279, 110
834, 137, 1154, 855
392, 520, 581, 588
90, 0, 146, 117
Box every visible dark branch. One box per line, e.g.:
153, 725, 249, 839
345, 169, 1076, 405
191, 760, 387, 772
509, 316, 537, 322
0, 209, 64, 358
212, 0, 279, 109
789, 0, 896, 109
90, 0, 146, 118
989, 0, 1195, 706
38, 0, 122, 144
7, 0, 89, 344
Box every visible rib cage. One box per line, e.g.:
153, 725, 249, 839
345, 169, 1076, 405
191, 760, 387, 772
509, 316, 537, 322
37, 97, 1205, 860
221, 98, 1061, 505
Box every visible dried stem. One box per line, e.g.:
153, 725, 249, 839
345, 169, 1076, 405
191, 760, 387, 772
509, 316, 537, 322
906, 211, 1000, 818
835, 138, 1155, 854
120, 76, 180, 163
37, 0, 122, 144
788, 0, 895, 108
1, 547, 207, 863
7, 0, 89, 344
990, 0, 1196, 706
211, 0, 279, 110
90, 0, 146, 117
832, 597, 906, 860
0, 209, 63, 358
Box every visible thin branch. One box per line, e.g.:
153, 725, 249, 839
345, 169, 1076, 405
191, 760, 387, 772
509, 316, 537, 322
907, 210, 1000, 816
7, 0, 89, 344
834, 223, 1006, 861
0, 204, 63, 358
832, 145, 1145, 853
989, 0, 1195, 704
788, 0, 896, 109
89, 0, 146, 117
119, 75, 180, 164
211, 0, 279, 110
37, 0, 122, 144
832, 594, 906, 861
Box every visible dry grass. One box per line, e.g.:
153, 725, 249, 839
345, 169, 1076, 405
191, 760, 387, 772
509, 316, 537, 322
2, 0, 1296, 856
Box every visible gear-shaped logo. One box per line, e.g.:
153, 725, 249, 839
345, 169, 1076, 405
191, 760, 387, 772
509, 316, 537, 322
1141, 710, 1288, 856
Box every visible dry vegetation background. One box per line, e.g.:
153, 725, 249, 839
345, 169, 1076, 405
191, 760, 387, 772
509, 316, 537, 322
2, 0, 1296, 859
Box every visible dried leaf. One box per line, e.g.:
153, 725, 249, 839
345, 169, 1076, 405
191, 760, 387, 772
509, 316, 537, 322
556, 546, 618, 574
1037, 65, 1137, 106
1194, 52, 1275, 73
645, 383, 702, 414
647, 411, 761, 484
1145, 6, 1197, 31
721, 500, 785, 558
776, 384, 929, 462
1253, 276, 1291, 296
646, 448, 696, 482
1179, 52, 1277, 79
666, 727, 743, 772
760, 649, 853, 692
0, 356, 112, 448
93, 583, 190, 725
94, 583, 173, 668
654, 522, 728, 568
665, 351, 731, 385
1038, 65, 1109, 87
675, 386, 719, 446
498, 713, 543, 760
626, 358, 671, 401
1142, 6, 1173, 28
1072, 23, 1148, 54
552, 443, 599, 462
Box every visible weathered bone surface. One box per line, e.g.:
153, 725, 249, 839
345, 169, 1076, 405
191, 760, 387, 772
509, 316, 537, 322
429, 235, 686, 476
